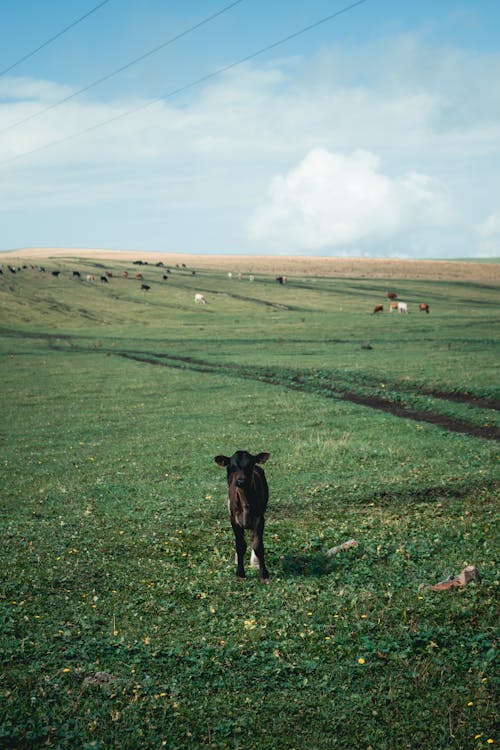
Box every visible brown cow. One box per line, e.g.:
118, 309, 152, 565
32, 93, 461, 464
389, 301, 398, 312
135, 273, 143, 280
122, 271, 129, 278
419, 303, 430, 314
372, 304, 384, 314
214, 451, 270, 583
387, 291, 397, 300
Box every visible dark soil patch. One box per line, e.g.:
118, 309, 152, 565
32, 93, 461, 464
118, 351, 500, 442
338, 391, 499, 441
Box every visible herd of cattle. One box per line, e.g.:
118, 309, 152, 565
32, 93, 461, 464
1, 261, 192, 296
373, 292, 429, 315
1, 262, 289, 306
2, 263, 430, 314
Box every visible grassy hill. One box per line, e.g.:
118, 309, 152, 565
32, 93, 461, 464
1, 254, 498, 749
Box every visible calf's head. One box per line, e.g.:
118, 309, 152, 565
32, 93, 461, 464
214, 450, 270, 488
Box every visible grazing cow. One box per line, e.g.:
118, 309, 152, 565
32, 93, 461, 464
419, 303, 430, 314
275, 276, 284, 284
105, 272, 113, 278
387, 291, 397, 300
122, 271, 129, 278
86, 274, 95, 282
162, 275, 169, 281
249, 275, 255, 282
135, 273, 143, 280
72, 271, 81, 278
100, 275, 108, 283
214, 451, 271, 583
372, 304, 384, 314
195, 293, 207, 304
141, 284, 151, 291
397, 301, 408, 314
228, 272, 233, 279
51, 271, 60, 277
389, 301, 398, 312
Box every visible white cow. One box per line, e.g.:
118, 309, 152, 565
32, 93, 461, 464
195, 293, 207, 304
397, 301, 408, 314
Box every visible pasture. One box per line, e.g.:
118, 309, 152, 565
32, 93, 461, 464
0, 252, 498, 749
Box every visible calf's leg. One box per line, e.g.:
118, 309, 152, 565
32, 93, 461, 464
232, 522, 247, 579
251, 518, 269, 583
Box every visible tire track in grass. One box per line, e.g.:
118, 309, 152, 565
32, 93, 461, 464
118, 352, 500, 442
2, 326, 497, 439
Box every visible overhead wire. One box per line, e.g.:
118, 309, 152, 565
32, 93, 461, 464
0, 0, 246, 135
1, 0, 369, 168
0, 0, 112, 78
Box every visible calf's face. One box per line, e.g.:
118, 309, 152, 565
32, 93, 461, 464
214, 451, 269, 488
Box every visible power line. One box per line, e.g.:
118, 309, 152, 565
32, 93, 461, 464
1, 0, 369, 168
0, 0, 246, 135
0, 0, 112, 78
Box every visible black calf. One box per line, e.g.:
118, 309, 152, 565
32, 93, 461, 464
214, 450, 271, 583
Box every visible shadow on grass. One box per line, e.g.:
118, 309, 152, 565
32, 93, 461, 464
280, 550, 357, 577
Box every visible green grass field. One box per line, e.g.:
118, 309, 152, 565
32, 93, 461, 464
1, 256, 498, 749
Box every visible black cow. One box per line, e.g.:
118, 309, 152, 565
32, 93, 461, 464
214, 450, 271, 583
100, 275, 108, 283
51, 271, 60, 277
141, 284, 151, 291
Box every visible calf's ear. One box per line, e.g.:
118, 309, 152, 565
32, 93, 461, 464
255, 452, 270, 464
214, 455, 230, 467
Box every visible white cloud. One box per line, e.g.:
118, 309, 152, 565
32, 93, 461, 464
248, 148, 452, 252
0, 33, 499, 256
476, 211, 500, 256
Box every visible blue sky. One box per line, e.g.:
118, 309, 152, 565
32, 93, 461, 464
1, 0, 499, 257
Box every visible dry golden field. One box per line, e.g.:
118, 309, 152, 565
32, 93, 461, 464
1, 247, 499, 282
